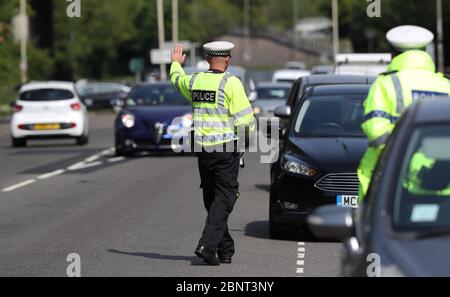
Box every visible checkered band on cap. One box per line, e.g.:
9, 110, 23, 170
206, 50, 232, 57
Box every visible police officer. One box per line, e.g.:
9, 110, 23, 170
170, 42, 255, 265
358, 25, 450, 202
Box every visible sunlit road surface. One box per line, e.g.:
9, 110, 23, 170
0, 112, 341, 277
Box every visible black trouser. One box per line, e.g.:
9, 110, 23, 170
197, 151, 240, 258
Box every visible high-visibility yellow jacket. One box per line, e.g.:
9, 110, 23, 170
170, 62, 255, 147
402, 150, 450, 196
358, 50, 450, 202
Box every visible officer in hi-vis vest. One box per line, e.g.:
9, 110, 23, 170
170, 42, 255, 265
358, 25, 450, 203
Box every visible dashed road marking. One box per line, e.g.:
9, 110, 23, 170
2, 179, 36, 192
296, 242, 306, 276
37, 169, 66, 180
67, 161, 103, 171
108, 157, 125, 163
2, 147, 119, 193
85, 155, 101, 163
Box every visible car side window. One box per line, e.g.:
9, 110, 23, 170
286, 80, 300, 108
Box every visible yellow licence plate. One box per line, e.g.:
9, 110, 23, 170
33, 124, 61, 130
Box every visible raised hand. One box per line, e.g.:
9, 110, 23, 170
171, 44, 186, 65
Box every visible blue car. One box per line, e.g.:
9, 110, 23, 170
114, 82, 192, 156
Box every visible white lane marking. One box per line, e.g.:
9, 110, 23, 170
296, 242, 306, 275
99, 147, 115, 156
38, 169, 66, 180
85, 155, 100, 163
2, 147, 118, 193
67, 161, 103, 171
108, 157, 125, 163
2, 179, 36, 192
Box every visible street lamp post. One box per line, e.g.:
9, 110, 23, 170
332, 0, 339, 63
156, 0, 167, 80
436, 0, 445, 73
293, 0, 299, 57
172, 0, 179, 43
243, 0, 251, 62
20, 0, 28, 83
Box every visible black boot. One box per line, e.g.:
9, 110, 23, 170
218, 255, 232, 264
195, 245, 220, 266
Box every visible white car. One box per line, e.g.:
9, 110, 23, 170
10, 81, 89, 147
334, 53, 391, 76
272, 69, 311, 84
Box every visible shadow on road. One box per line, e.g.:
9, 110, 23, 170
244, 221, 339, 243
254, 184, 270, 192
107, 249, 208, 266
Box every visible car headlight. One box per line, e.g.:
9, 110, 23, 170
283, 157, 317, 176
181, 113, 193, 128
167, 114, 193, 135
253, 106, 262, 115
121, 113, 135, 128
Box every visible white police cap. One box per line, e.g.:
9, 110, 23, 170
386, 25, 434, 50
203, 41, 235, 57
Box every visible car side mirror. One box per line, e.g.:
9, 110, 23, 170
274, 105, 291, 118
111, 99, 124, 114
307, 205, 355, 241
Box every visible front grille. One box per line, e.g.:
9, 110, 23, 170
315, 173, 359, 194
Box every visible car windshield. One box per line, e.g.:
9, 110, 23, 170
292, 94, 365, 137
126, 85, 189, 106
78, 83, 126, 96
256, 86, 290, 100
19, 88, 74, 101
393, 125, 450, 233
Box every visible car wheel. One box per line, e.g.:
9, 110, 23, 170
114, 140, 133, 157
269, 192, 292, 239
12, 137, 26, 148
76, 134, 89, 146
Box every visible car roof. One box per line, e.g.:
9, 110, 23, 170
413, 99, 450, 124
273, 69, 311, 78
20, 81, 75, 92
300, 74, 376, 85
257, 81, 292, 88
134, 81, 172, 87
309, 84, 371, 96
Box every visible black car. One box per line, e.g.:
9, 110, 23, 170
269, 84, 371, 238
309, 99, 450, 276
77, 82, 131, 109
286, 75, 376, 109
114, 82, 192, 156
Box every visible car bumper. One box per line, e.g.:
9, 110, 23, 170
272, 173, 357, 225
11, 114, 86, 138
116, 132, 187, 152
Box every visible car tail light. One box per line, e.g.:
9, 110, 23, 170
70, 103, 81, 111
18, 124, 27, 130
12, 104, 23, 113
69, 123, 77, 128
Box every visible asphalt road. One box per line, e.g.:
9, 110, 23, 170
0, 112, 341, 277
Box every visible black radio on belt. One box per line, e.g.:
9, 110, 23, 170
192, 90, 217, 103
